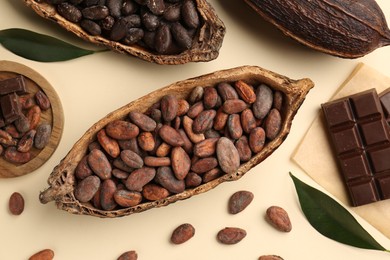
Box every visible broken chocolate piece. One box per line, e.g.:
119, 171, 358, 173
0, 75, 27, 95
379, 88, 390, 124
322, 88, 390, 207
0, 93, 22, 124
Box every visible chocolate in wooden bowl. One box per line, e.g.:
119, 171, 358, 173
39, 65, 313, 218
0, 60, 64, 178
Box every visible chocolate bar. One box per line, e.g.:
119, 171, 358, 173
380, 88, 390, 124
0, 75, 27, 95
0, 92, 22, 124
322, 88, 390, 206
0, 109, 4, 128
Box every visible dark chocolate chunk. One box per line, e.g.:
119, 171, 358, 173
322, 88, 390, 206
379, 88, 390, 124
0, 75, 27, 95
0, 93, 22, 124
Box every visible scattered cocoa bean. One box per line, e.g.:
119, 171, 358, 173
266, 206, 292, 232
117, 250, 138, 260
9, 192, 25, 215
28, 249, 54, 260
217, 227, 246, 244
228, 190, 254, 214
171, 223, 195, 244
258, 255, 284, 260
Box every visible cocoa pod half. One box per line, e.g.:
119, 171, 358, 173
39, 66, 313, 218
243, 0, 390, 58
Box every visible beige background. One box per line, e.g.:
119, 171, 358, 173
1, 0, 390, 259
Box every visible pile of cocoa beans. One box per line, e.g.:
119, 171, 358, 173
74, 79, 283, 210
44, 0, 201, 55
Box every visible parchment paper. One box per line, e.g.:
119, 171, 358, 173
292, 63, 390, 239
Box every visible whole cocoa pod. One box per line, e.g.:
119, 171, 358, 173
243, 0, 390, 58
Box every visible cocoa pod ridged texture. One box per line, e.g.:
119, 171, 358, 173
244, 0, 390, 58
39, 66, 313, 218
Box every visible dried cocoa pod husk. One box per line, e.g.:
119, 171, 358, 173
23, 0, 226, 65
243, 0, 390, 58
39, 66, 313, 218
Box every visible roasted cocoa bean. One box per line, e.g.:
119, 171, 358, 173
9, 192, 25, 215
266, 206, 292, 232
164, 3, 181, 22
217, 82, 238, 101
241, 108, 257, 134
155, 166, 185, 193
171, 223, 195, 244
188, 86, 203, 104
80, 19, 102, 36
155, 23, 172, 54
114, 189, 142, 207
235, 136, 252, 162
128, 111, 157, 131
264, 108, 282, 140
100, 179, 118, 210
35, 90, 51, 110
26, 105, 41, 130
228, 190, 254, 214
0, 129, 16, 146
82, 5, 110, 20
181, 0, 199, 28
234, 80, 256, 104
125, 167, 156, 191
121, 0, 139, 16
253, 84, 273, 119
177, 99, 190, 116
142, 183, 170, 201
17, 129, 36, 153
34, 123, 51, 150
19, 94, 35, 110
113, 157, 134, 172
185, 172, 202, 187
74, 175, 101, 203
106, 120, 139, 140
106, 0, 122, 18
258, 255, 284, 260
203, 86, 218, 109
216, 137, 240, 174
88, 149, 112, 179
121, 149, 144, 169
171, 146, 191, 180
97, 129, 120, 158
273, 91, 283, 111
117, 250, 138, 260
178, 128, 193, 154
202, 167, 221, 183
213, 107, 228, 131
217, 227, 246, 244
147, 0, 165, 15
187, 101, 204, 119
112, 168, 130, 179
4, 147, 31, 164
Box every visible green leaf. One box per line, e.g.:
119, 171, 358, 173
0, 28, 104, 62
290, 172, 388, 252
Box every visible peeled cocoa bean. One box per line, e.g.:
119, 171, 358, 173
17, 129, 36, 153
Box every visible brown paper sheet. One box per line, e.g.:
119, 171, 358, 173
292, 63, 390, 239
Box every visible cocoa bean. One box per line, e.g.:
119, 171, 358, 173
185, 172, 202, 187
249, 127, 266, 153
112, 168, 130, 179
258, 255, 284, 260
142, 183, 170, 201
144, 156, 171, 167
266, 206, 292, 232
217, 82, 238, 101
164, 3, 181, 22
147, 0, 165, 15
28, 249, 54, 260
159, 125, 184, 146
142, 11, 160, 31
81, 19, 102, 36
4, 147, 31, 164
188, 86, 203, 104
57, 2, 82, 23
213, 107, 228, 131
0, 129, 16, 146
222, 99, 247, 114
74, 175, 101, 203
9, 192, 25, 215
227, 114, 243, 140
120, 149, 144, 169
106, 120, 139, 140
192, 109, 216, 133
235, 136, 252, 162
117, 250, 138, 260
82, 5, 110, 20
178, 128, 193, 154
217, 227, 246, 244
88, 149, 112, 179
26, 105, 41, 130
128, 111, 157, 131
216, 137, 240, 174
171, 223, 195, 244
137, 131, 155, 151
202, 167, 221, 183
241, 108, 257, 134
177, 99, 190, 116
193, 137, 218, 157
171, 146, 191, 180
17, 129, 36, 153
14, 114, 30, 133
34, 123, 51, 150
253, 84, 273, 119
234, 80, 256, 104
155, 142, 171, 157
191, 157, 218, 174
155, 166, 185, 193
171, 22, 193, 50
113, 157, 134, 173
181, 0, 199, 28
19, 94, 35, 110
35, 90, 51, 110
155, 23, 172, 54
106, 0, 122, 18
97, 129, 120, 158
100, 179, 118, 210
125, 167, 156, 192
187, 101, 204, 119
273, 91, 283, 111
203, 86, 218, 109
228, 190, 254, 214
264, 108, 282, 140
114, 189, 142, 207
